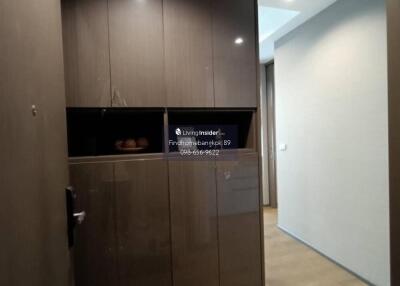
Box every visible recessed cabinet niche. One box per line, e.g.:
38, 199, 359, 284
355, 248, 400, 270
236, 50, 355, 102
67, 108, 164, 157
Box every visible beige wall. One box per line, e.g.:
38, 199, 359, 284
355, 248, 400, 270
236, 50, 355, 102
274, 0, 390, 284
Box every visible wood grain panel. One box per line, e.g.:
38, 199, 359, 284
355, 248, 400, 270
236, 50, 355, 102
0, 0, 72, 285
164, 0, 214, 107
108, 0, 165, 107
213, 0, 257, 107
114, 159, 172, 286
387, 0, 400, 284
216, 153, 262, 286
168, 160, 219, 286
61, 0, 111, 107
69, 163, 117, 286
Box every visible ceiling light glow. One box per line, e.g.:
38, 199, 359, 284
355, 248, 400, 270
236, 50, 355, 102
234, 37, 244, 45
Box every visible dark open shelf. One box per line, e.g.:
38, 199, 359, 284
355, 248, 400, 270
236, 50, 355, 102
67, 108, 164, 157
168, 110, 256, 152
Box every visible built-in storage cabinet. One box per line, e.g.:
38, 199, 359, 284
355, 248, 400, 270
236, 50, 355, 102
212, 0, 257, 107
168, 160, 220, 286
108, 0, 165, 107
70, 158, 172, 286
61, 0, 111, 107
114, 159, 172, 285
163, 0, 214, 107
216, 153, 262, 286
70, 162, 117, 286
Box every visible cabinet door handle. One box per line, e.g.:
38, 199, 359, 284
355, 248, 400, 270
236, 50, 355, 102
73, 211, 86, 225
112, 88, 127, 107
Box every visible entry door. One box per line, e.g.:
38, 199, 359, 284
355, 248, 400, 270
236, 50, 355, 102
0, 0, 72, 285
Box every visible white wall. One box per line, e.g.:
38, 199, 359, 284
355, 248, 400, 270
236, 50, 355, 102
274, 0, 390, 285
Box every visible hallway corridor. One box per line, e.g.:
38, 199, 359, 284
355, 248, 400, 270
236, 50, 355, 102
264, 208, 366, 286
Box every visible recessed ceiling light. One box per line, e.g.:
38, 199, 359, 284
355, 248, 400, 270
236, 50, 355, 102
234, 37, 244, 45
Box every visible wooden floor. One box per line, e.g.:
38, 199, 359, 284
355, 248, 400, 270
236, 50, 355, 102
264, 207, 367, 286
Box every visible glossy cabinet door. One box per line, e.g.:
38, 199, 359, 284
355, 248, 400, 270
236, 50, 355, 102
164, 0, 214, 107
61, 0, 111, 107
216, 153, 262, 286
69, 163, 118, 286
212, 0, 257, 107
114, 159, 172, 286
168, 160, 219, 286
108, 0, 165, 107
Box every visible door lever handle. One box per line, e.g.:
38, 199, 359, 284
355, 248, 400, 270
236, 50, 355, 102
73, 211, 86, 225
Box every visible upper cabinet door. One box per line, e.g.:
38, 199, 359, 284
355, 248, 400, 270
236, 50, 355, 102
164, 0, 214, 107
108, 0, 165, 107
61, 0, 111, 107
212, 0, 258, 108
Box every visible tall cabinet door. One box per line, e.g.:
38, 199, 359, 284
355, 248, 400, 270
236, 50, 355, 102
164, 0, 214, 107
108, 0, 165, 107
114, 159, 172, 286
61, 0, 111, 107
69, 163, 118, 286
168, 161, 219, 286
213, 0, 257, 107
0, 0, 72, 285
216, 154, 262, 286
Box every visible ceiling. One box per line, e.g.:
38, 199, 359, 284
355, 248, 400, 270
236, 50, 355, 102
258, 0, 338, 63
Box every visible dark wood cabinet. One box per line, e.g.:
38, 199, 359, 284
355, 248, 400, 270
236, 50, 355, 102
69, 162, 118, 286
61, 0, 111, 107
168, 160, 220, 286
216, 153, 262, 286
114, 159, 172, 286
108, 0, 165, 107
164, 0, 214, 107
212, 0, 258, 107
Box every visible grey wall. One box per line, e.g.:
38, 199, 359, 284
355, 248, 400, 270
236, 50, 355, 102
260, 64, 270, 205
274, 0, 390, 285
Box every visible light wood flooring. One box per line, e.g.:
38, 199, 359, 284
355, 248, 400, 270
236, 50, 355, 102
264, 207, 367, 286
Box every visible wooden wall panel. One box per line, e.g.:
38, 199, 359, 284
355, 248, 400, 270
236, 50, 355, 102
0, 0, 72, 285
387, 0, 400, 284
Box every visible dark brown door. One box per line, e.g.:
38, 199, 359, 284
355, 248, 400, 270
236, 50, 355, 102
213, 0, 257, 108
61, 0, 111, 107
164, 0, 215, 107
0, 0, 72, 285
114, 159, 172, 285
69, 162, 118, 286
168, 160, 220, 286
216, 153, 262, 286
108, 0, 165, 107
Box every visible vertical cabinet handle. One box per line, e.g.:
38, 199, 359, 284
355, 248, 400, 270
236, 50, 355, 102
66, 186, 86, 248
